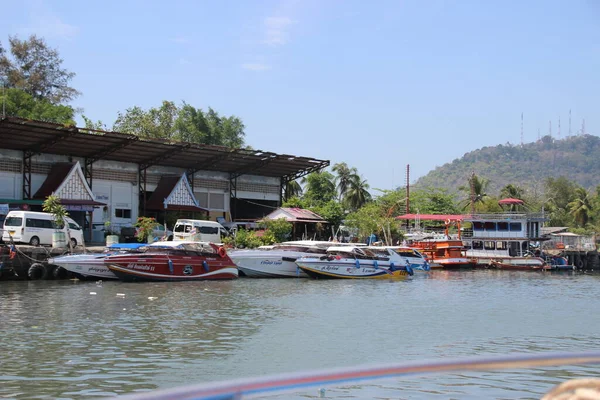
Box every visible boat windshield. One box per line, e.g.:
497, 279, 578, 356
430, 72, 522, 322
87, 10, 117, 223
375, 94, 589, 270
273, 245, 327, 253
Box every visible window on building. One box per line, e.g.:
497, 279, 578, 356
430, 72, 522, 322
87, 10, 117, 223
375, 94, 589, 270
509, 223, 522, 231
473, 222, 484, 231
196, 192, 208, 208
209, 193, 225, 210
496, 241, 507, 250
115, 209, 131, 219
483, 222, 496, 231
484, 241, 495, 250
497, 222, 509, 231
472, 240, 483, 250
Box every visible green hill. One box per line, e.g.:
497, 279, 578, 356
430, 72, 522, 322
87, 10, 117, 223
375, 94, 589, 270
414, 134, 600, 194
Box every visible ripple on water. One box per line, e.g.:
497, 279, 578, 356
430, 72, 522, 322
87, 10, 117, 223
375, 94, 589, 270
1, 273, 600, 399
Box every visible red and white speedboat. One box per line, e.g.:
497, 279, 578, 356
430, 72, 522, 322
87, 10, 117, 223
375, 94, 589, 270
105, 241, 238, 282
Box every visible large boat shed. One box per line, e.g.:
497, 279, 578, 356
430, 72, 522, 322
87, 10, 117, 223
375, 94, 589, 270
0, 117, 328, 241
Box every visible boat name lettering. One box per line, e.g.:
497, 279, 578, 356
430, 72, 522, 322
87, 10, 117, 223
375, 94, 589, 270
127, 263, 155, 271
261, 260, 283, 265
88, 267, 108, 273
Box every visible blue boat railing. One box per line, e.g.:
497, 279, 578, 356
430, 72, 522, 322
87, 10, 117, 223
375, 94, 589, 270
111, 351, 600, 400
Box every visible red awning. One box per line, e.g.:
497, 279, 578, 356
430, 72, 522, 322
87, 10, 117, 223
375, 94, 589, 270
498, 198, 524, 205
395, 214, 466, 221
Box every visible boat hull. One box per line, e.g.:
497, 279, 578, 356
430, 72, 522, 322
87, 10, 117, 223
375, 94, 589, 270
49, 254, 118, 280
228, 249, 309, 278
105, 254, 238, 282
296, 260, 411, 280
489, 260, 550, 271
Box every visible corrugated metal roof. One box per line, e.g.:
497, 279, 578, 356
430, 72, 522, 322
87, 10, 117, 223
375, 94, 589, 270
0, 117, 329, 180
264, 207, 326, 222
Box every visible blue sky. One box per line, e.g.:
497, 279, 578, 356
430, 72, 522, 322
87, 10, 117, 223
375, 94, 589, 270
1, 0, 599, 193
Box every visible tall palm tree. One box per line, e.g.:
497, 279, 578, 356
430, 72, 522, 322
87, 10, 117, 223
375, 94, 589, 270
283, 180, 302, 201
458, 173, 489, 212
332, 162, 358, 201
500, 184, 526, 211
344, 174, 372, 211
500, 184, 524, 200
568, 187, 593, 227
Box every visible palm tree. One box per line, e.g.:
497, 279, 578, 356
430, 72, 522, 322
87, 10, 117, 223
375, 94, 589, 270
283, 180, 302, 201
458, 173, 490, 212
568, 187, 593, 227
500, 184, 524, 200
345, 174, 372, 211
500, 184, 526, 211
332, 162, 358, 201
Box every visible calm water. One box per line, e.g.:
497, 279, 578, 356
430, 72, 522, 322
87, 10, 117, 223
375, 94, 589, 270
1, 270, 600, 399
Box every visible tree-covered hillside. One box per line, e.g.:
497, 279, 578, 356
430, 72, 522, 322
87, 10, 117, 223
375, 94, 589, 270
414, 135, 600, 194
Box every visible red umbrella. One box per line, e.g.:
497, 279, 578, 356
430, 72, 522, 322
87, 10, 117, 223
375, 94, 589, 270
498, 198, 524, 205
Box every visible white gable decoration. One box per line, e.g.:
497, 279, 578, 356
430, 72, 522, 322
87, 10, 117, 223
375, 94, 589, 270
54, 162, 96, 201
164, 174, 199, 209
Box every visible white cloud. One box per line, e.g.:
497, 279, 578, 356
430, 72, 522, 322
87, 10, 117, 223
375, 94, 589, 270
25, 2, 79, 40
241, 63, 272, 71
264, 16, 293, 46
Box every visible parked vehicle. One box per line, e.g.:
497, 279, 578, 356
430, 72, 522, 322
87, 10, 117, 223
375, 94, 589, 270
152, 224, 173, 241
172, 219, 226, 243
1, 211, 85, 247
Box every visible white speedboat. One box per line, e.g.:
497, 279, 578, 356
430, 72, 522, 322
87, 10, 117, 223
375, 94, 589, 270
228, 241, 341, 278
374, 246, 430, 271
296, 246, 413, 279
48, 243, 146, 280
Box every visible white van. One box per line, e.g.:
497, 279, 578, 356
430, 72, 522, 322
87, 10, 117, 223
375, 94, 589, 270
173, 219, 226, 243
2, 211, 85, 247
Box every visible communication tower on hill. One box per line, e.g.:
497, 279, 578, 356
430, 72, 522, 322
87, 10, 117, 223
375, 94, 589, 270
520, 112, 524, 146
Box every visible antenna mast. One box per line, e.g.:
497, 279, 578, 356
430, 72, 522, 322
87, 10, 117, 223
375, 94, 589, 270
558, 117, 561, 139
520, 112, 524, 146
405, 164, 410, 228
569, 109, 572, 136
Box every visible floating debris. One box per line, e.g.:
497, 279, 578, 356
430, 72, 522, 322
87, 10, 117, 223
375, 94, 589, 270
90, 292, 97, 295
116, 293, 126, 297
148, 297, 158, 300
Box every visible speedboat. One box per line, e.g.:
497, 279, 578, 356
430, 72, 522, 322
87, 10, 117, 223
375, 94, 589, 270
47, 243, 146, 280
104, 241, 238, 282
228, 240, 341, 278
296, 246, 413, 279
374, 246, 430, 271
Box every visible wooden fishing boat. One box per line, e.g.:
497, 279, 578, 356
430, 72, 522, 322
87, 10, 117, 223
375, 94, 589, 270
296, 246, 413, 279
105, 241, 238, 282
410, 238, 475, 269
488, 259, 550, 271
